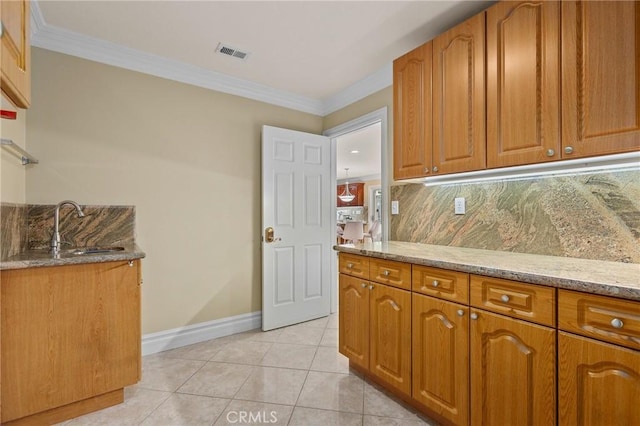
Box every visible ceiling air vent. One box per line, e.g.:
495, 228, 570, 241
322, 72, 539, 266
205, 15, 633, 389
216, 43, 250, 61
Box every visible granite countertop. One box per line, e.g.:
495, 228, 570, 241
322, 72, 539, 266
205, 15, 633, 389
334, 241, 640, 302
0, 244, 146, 270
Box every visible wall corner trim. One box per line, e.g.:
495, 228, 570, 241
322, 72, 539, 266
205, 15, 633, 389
141, 311, 262, 356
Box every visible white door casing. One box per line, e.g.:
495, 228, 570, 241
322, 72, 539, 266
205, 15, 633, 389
261, 125, 332, 331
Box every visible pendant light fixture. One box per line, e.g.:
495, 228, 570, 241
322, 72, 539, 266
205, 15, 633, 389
338, 168, 356, 203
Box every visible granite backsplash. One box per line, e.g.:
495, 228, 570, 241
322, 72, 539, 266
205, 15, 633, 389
390, 168, 640, 263
1, 203, 135, 259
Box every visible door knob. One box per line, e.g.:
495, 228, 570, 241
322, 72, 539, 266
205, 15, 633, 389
264, 227, 281, 243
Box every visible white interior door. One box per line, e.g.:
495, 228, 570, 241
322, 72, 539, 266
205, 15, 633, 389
262, 125, 332, 331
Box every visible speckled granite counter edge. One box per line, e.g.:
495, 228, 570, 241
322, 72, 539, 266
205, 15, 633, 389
334, 242, 640, 302
0, 245, 146, 270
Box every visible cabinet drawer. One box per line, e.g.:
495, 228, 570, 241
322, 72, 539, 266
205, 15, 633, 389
470, 275, 555, 327
339, 253, 369, 279
412, 265, 470, 303
369, 258, 411, 290
558, 290, 640, 351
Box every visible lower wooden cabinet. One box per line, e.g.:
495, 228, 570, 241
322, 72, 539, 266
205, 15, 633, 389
1, 261, 141, 423
369, 282, 412, 396
338, 273, 412, 396
339, 274, 369, 370
558, 331, 640, 425
412, 294, 469, 425
470, 309, 556, 426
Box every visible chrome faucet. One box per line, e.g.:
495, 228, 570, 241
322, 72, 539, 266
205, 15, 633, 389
51, 200, 85, 254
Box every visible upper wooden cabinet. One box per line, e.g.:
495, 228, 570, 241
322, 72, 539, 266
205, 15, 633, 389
393, 42, 432, 180
486, 1, 561, 168
432, 13, 486, 175
561, 1, 640, 158
337, 182, 364, 207
0, 0, 31, 108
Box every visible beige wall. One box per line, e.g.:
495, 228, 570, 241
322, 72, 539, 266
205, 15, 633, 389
1, 94, 27, 203
323, 87, 393, 187
27, 48, 323, 333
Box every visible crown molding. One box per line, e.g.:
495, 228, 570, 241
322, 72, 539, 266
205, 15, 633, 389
320, 64, 392, 116
29, 0, 390, 118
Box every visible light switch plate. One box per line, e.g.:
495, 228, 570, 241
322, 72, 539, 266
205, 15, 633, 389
391, 200, 399, 215
454, 197, 465, 214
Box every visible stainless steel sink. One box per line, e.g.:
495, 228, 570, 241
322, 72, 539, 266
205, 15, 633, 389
70, 246, 126, 255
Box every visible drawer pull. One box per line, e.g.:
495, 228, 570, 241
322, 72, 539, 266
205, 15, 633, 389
501, 294, 510, 303
457, 309, 464, 317
470, 313, 479, 320
611, 318, 624, 329
383, 270, 390, 276
361, 283, 367, 288
369, 285, 375, 290
432, 280, 439, 287
347, 263, 354, 268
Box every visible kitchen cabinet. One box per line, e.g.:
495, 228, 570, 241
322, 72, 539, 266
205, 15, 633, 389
339, 274, 369, 371
561, 1, 640, 158
1, 260, 141, 424
470, 309, 556, 426
486, 1, 561, 168
557, 290, 640, 425
412, 293, 469, 425
393, 42, 432, 180
558, 332, 640, 425
337, 248, 639, 425
337, 182, 364, 207
432, 13, 486, 175
0, 0, 30, 108
338, 254, 412, 396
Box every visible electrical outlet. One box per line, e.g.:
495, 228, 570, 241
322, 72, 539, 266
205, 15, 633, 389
454, 197, 465, 214
391, 200, 399, 215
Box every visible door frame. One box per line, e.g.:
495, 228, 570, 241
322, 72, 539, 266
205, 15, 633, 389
323, 106, 389, 313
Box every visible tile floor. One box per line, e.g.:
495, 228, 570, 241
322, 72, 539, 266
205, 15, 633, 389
61, 314, 436, 425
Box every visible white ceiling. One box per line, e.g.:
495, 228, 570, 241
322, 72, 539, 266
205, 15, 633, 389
32, 1, 494, 179
33, 0, 494, 115
336, 122, 381, 181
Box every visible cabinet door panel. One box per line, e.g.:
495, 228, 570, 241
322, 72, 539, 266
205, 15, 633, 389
487, 1, 561, 167
370, 284, 411, 396
470, 309, 556, 426
562, 1, 640, 158
433, 13, 486, 175
1, 261, 140, 422
0, 0, 30, 108
338, 274, 369, 370
393, 42, 432, 180
559, 332, 640, 426
412, 294, 468, 425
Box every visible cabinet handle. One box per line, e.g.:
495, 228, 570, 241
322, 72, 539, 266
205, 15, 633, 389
128, 261, 134, 267
500, 294, 510, 303
347, 263, 353, 268
424, 167, 430, 174
611, 318, 624, 329
564, 146, 574, 155
470, 313, 479, 320
369, 285, 374, 290
383, 270, 390, 276
432, 166, 439, 173
432, 280, 439, 287
457, 309, 464, 317
546, 149, 555, 157
361, 283, 367, 288
389, 300, 400, 310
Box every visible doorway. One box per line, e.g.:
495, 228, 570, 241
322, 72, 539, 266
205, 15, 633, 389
323, 107, 389, 313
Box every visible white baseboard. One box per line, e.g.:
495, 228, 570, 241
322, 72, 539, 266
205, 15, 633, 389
141, 311, 262, 356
